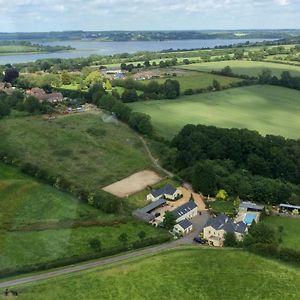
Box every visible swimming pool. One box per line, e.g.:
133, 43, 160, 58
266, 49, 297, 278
243, 213, 257, 225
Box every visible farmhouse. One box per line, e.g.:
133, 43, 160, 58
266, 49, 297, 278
173, 201, 198, 223
26, 88, 64, 103
132, 198, 167, 223
147, 184, 182, 202
173, 219, 193, 235
203, 214, 247, 247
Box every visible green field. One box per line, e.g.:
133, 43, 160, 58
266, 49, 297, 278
179, 60, 300, 77
146, 72, 242, 92
0, 163, 108, 229
130, 85, 300, 139
0, 113, 151, 189
0, 45, 38, 54
209, 200, 235, 217
263, 216, 300, 251
13, 248, 300, 300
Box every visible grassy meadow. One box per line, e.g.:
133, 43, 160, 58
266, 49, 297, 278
130, 85, 300, 139
145, 72, 242, 92
179, 60, 300, 77
12, 248, 300, 300
263, 216, 300, 251
0, 112, 151, 189
0, 163, 168, 272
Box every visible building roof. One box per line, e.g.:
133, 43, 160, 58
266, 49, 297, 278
280, 203, 300, 210
204, 214, 247, 234
132, 210, 155, 222
173, 201, 197, 219
151, 184, 177, 198
177, 219, 192, 230
139, 198, 166, 214
239, 201, 264, 211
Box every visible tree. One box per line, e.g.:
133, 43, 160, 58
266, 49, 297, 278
24, 96, 41, 113
86, 71, 102, 87
138, 231, 146, 241
118, 233, 128, 245
244, 223, 277, 246
233, 196, 241, 209
216, 189, 228, 201
163, 79, 180, 99
121, 89, 138, 103
212, 79, 221, 91
224, 232, 238, 247
220, 66, 233, 76
258, 69, 272, 84
163, 211, 176, 230
144, 60, 151, 68
89, 238, 102, 251
4, 67, 19, 83
128, 112, 153, 135
105, 80, 112, 91
61, 71, 71, 85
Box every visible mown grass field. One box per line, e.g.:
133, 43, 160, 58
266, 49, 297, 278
130, 85, 300, 139
0, 45, 38, 54
263, 216, 300, 251
0, 112, 151, 189
209, 200, 235, 216
146, 72, 242, 92
13, 248, 300, 300
179, 60, 300, 77
0, 163, 168, 272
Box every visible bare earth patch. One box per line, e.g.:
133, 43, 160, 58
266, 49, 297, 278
103, 170, 162, 198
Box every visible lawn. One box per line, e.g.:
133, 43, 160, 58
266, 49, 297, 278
13, 248, 300, 300
130, 85, 300, 139
263, 216, 300, 251
179, 60, 300, 77
209, 200, 235, 217
146, 72, 242, 92
0, 112, 151, 189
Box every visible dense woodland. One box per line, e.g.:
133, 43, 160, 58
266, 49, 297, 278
165, 124, 300, 205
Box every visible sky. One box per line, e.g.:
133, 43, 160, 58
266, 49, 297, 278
0, 0, 299, 32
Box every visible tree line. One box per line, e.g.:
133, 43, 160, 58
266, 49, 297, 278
164, 124, 300, 205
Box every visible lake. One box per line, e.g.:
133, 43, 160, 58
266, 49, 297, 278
0, 38, 272, 64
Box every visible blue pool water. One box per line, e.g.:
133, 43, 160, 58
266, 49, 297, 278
243, 213, 257, 225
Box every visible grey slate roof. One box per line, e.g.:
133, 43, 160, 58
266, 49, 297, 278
139, 198, 166, 214
280, 203, 300, 210
173, 201, 197, 219
204, 214, 247, 234
151, 184, 177, 198
177, 219, 192, 230
239, 201, 264, 211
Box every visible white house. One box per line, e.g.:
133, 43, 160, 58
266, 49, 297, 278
147, 184, 182, 202
203, 214, 248, 247
173, 201, 198, 223
173, 219, 193, 235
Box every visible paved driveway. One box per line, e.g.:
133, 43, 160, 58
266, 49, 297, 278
174, 210, 211, 245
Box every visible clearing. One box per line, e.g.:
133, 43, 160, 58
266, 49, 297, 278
130, 85, 300, 139
178, 60, 300, 77
11, 248, 300, 300
0, 112, 151, 190
103, 170, 162, 198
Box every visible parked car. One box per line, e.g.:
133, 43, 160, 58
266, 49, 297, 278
193, 237, 206, 244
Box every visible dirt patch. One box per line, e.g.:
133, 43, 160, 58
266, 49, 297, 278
103, 170, 162, 198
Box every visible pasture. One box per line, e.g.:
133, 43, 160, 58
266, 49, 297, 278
13, 248, 300, 300
179, 60, 300, 77
130, 85, 300, 139
146, 72, 242, 92
0, 112, 151, 190
263, 216, 300, 251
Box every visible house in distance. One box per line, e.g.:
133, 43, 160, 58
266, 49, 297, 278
147, 184, 182, 202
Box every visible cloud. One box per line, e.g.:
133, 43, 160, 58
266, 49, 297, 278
274, 0, 290, 5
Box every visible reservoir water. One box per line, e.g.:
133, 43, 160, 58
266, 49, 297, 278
0, 38, 273, 64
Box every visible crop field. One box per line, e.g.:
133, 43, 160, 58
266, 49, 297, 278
0, 112, 151, 190
130, 85, 300, 139
146, 72, 242, 92
263, 216, 300, 251
13, 248, 300, 300
179, 60, 300, 77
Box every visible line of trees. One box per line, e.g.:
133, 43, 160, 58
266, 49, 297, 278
165, 124, 300, 205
